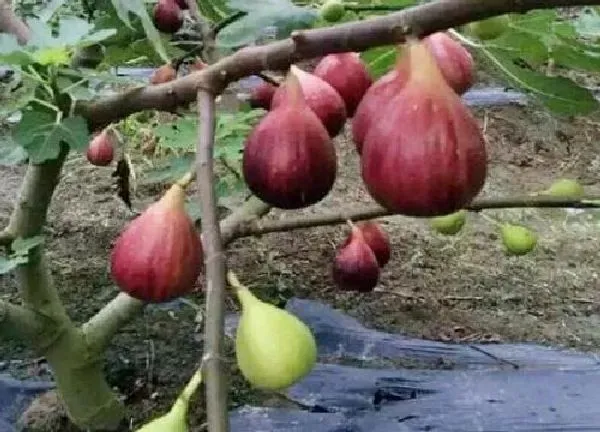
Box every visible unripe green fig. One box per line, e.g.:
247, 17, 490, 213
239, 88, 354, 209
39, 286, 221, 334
500, 223, 537, 256
136, 402, 187, 432
320, 0, 345, 23
543, 178, 584, 199
429, 210, 467, 235
466, 15, 510, 40
231, 272, 317, 390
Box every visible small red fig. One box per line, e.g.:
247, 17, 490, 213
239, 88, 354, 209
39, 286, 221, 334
175, 0, 189, 9
313, 52, 372, 117
150, 63, 177, 85
355, 221, 391, 267
271, 65, 347, 137
153, 0, 183, 34
360, 39, 487, 217
333, 225, 380, 292
242, 71, 337, 209
351, 68, 404, 154
423, 32, 474, 95
86, 128, 114, 166
249, 81, 277, 110
110, 183, 204, 303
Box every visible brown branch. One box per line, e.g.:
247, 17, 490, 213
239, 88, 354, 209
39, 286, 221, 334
78, 0, 600, 130
0, 0, 30, 45
231, 195, 600, 238
196, 89, 229, 432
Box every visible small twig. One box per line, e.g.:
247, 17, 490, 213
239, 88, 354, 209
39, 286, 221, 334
468, 344, 520, 369
346, 4, 411, 12
196, 89, 229, 432
443, 295, 484, 302
232, 195, 600, 240
256, 72, 281, 87
210, 11, 248, 37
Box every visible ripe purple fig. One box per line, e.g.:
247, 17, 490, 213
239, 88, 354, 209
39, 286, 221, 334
355, 221, 391, 267
271, 65, 347, 137
313, 52, 372, 117
175, 0, 189, 9
150, 63, 177, 85
360, 38, 487, 217
423, 32, 474, 95
333, 225, 380, 292
242, 71, 337, 209
86, 128, 114, 166
153, 0, 183, 34
110, 183, 204, 303
249, 81, 276, 110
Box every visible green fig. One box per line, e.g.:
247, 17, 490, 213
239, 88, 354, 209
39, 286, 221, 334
231, 272, 317, 390
320, 0, 345, 23
500, 223, 537, 256
466, 15, 511, 40
429, 210, 467, 235
543, 178, 584, 199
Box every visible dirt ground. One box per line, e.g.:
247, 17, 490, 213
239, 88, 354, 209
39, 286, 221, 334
3, 71, 600, 430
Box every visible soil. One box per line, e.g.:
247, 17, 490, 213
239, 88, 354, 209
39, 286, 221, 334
3, 69, 600, 430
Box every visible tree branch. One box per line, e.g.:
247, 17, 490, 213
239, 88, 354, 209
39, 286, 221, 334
210, 11, 247, 38
78, 0, 600, 130
0, 0, 30, 45
0, 299, 46, 343
231, 195, 600, 238
197, 89, 229, 432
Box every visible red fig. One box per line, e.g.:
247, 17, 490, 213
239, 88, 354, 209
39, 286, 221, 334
354, 221, 391, 267
150, 63, 177, 84
153, 0, 183, 34
313, 52, 372, 117
86, 128, 114, 166
242, 71, 337, 209
351, 68, 404, 154
423, 32, 474, 95
360, 39, 487, 217
333, 224, 380, 292
175, 0, 189, 9
110, 183, 203, 303
249, 81, 276, 110
271, 65, 347, 137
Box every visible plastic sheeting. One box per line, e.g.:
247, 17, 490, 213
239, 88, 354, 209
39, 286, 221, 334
4, 298, 600, 431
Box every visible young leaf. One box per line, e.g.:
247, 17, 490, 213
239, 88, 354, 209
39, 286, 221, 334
0, 135, 28, 166
0, 256, 28, 275
13, 110, 90, 163
360, 45, 397, 79
11, 236, 45, 256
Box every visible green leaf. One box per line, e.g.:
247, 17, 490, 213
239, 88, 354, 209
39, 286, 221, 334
198, 0, 231, 22
360, 45, 397, 79
485, 30, 549, 68
574, 7, 600, 39
0, 134, 28, 166
0, 256, 28, 274
110, 0, 170, 63
154, 118, 198, 152
11, 236, 45, 256
0, 73, 38, 120
13, 110, 90, 163
37, 0, 67, 23
217, 0, 317, 47
480, 47, 598, 116
141, 154, 195, 185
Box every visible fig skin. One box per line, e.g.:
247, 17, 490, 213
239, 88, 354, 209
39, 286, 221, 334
423, 32, 474, 95
333, 225, 380, 292
86, 129, 114, 166
313, 52, 373, 117
110, 184, 204, 303
351, 68, 404, 154
271, 65, 347, 137
153, 0, 183, 34
150, 63, 177, 85
341, 221, 391, 267
249, 81, 277, 110
242, 72, 337, 209
234, 279, 317, 390
501, 224, 537, 256
360, 39, 487, 217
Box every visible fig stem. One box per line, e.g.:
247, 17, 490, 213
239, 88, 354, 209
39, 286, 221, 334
176, 170, 196, 189
226, 270, 246, 293
345, 219, 355, 230
179, 361, 205, 404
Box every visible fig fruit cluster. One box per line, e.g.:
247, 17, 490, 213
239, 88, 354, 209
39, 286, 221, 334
356, 36, 487, 217
333, 221, 391, 292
